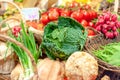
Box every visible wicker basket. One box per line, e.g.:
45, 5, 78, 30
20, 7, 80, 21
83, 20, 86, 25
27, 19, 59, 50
0, 34, 38, 80
84, 32, 120, 80
0, 17, 20, 75
0, 1, 23, 76
0, 42, 16, 74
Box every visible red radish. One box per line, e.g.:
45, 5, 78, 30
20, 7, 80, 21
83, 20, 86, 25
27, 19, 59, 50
98, 19, 104, 24
112, 26, 117, 31
102, 29, 107, 34
104, 14, 110, 21
111, 15, 117, 21
106, 21, 110, 25
12, 26, 21, 37
95, 25, 101, 31
113, 31, 119, 37
116, 21, 120, 28
110, 22, 115, 27
102, 24, 108, 29
105, 32, 114, 39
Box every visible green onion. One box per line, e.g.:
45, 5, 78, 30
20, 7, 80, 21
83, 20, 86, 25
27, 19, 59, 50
9, 21, 40, 79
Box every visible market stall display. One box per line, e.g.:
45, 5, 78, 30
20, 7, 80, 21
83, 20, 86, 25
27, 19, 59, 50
0, 0, 120, 80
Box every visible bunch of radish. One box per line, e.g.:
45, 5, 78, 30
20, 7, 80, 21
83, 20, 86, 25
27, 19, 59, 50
95, 11, 120, 39
12, 26, 21, 37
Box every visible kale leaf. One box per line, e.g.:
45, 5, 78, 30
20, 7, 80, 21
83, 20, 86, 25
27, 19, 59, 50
40, 17, 87, 60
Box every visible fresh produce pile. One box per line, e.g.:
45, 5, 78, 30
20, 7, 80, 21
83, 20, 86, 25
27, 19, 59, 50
38, 2, 98, 37
1, 1, 120, 80
93, 42, 120, 67
40, 2, 98, 28
95, 11, 120, 39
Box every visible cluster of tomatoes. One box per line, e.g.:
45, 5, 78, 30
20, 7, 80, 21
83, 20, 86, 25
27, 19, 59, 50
40, 2, 97, 26
40, 2, 98, 36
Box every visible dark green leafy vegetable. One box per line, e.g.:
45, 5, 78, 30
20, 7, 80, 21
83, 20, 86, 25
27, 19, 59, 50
40, 17, 87, 60
93, 42, 120, 66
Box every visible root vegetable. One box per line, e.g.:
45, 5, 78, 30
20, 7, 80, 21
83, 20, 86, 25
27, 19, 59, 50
65, 51, 98, 80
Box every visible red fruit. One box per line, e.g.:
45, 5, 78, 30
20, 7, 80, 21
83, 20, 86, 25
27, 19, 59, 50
60, 9, 71, 17
88, 29, 95, 36
71, 11, 83, 22
80, 20, 88, 27
64, 77, 68, 80
48, 9, 59, 21
88, 22, 94, 27
91, 11, 97, 19
48, 7, 61, 13
40, 13, 49, 25
69, 1, 80, 7
88, 11, 93, 21
81, 10, 90, 21
83, 4, 91, 10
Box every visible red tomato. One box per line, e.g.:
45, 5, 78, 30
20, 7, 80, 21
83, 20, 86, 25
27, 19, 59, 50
48, 7, 60, 12
71, 11, 83, 22
40, 13, 49, 25
64, 77, 68, 80
88, 29, 95, 36
83, 4, 91, 10
48, 9, 59, 21
88, 22, 94, 27
88, 11, 93, 21
81, 10, 90, 21
60, 9, 71, 17
80, 20, 88, 27
92, 11, 97, 18
69, 1, 80, 7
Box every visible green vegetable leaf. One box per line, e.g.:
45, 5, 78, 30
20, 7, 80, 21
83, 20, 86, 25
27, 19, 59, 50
93, 42, 120, 67
41, 17, 87, 60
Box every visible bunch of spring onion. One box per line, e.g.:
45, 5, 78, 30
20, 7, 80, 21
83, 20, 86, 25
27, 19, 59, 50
8, 22, 40, 80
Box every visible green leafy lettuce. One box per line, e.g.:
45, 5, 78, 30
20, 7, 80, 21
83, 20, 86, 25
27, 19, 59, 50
40, 17, 87, 60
